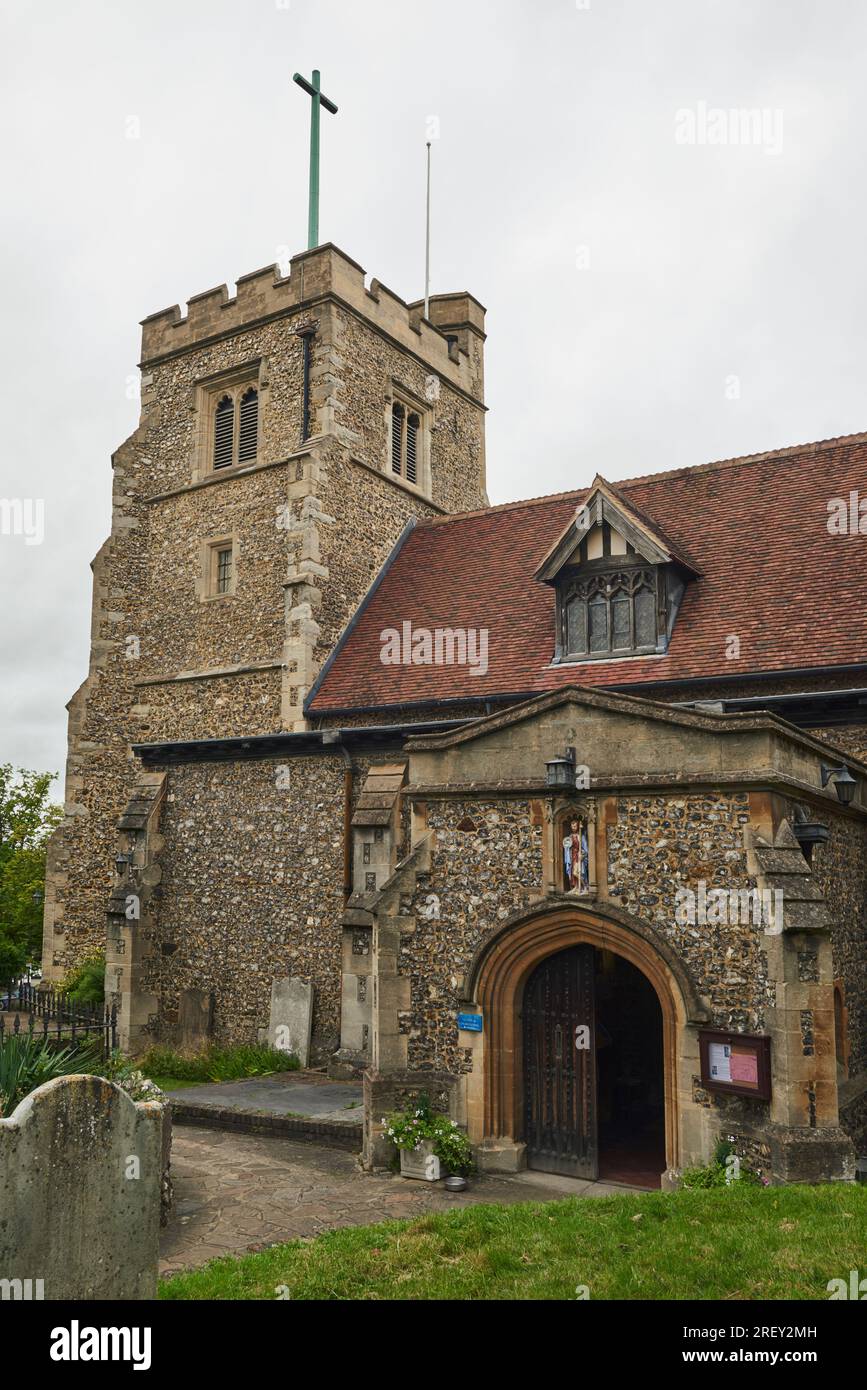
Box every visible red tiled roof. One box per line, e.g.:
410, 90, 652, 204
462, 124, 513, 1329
308, 432, 867, 713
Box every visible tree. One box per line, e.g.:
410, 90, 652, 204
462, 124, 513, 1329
0, 766, 62, 980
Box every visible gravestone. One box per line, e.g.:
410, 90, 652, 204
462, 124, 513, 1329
178, 988, 214, 1050
266, 977, 313, 1067
0, 1075, 164, 1299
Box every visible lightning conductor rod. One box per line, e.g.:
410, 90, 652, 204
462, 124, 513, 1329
424, 141, 432, 320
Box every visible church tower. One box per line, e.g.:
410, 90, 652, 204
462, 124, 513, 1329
41, 242, 487, 983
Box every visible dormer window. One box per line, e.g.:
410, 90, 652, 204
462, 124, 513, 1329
563, 566, 659, 658
534, 475, 701, 665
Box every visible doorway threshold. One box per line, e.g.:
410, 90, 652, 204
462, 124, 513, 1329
510, 1170, 645, 1198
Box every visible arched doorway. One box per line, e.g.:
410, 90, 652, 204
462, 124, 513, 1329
466, 902, 708, 1185
522, 943, 665, 1186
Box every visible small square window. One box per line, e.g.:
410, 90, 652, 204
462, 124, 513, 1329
202, 539, 236, 600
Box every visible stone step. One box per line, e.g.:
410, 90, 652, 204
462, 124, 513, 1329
170, 1100, 362, 1150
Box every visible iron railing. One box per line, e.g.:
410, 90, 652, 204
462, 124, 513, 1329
0, 979, 117, 1056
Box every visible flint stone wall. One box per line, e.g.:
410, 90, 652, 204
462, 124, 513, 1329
144, 753, 391, 1059
145, 756, 344, 1059
0, 1075, 164, 1300
397, 791, 767, 1078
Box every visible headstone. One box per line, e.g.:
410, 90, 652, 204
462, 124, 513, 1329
178, 988, 214, 1050
267, 977, 313, 1067
0, 1075, 163, 1299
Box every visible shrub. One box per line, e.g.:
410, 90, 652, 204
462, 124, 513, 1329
0, 1035, 97, 1117
137, 1042, 300, 1084
680, 1137, 766, 1189
383, 1093, 475, 1176
61, 952, 106, 1004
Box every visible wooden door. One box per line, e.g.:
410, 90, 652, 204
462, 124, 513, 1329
523, 945, 598, 1178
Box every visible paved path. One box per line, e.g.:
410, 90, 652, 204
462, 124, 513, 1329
160, 1125, 638, 1277
167, 1071, 363, 1123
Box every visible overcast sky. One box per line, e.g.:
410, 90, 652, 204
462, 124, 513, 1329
2, 0, 866, 786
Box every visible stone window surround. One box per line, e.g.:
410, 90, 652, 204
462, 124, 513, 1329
385, 379, 433, 499
198, 533, 239, 602
190, 357, 268, 484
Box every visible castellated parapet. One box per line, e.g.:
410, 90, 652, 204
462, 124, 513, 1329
140, 243, 486, 402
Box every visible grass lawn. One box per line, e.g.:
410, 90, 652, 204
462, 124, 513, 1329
143, 1075, 193, 1092
159, 1182, 867, 1301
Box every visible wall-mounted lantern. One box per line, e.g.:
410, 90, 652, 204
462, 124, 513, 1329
792, 818, 830, 863
114, 852, 131, 877
546, 747, 577, 789
821, 763, 857, 806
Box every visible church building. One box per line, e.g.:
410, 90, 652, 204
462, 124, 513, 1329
43, 239, 867, 1187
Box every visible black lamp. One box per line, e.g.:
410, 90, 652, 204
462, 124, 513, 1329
114, 852, 131, 877
546, 747, 577, 789
821, 763, 857, 806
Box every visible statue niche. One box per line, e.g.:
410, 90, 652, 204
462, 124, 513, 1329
559, 810, 590, 894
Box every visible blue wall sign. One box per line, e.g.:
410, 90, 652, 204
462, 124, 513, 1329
457, 1012, 483, 1033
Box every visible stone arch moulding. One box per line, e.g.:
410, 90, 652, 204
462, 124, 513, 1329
463, 900, 710, 1174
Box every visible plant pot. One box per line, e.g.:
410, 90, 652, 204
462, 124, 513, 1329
399, 1138, 441, 1182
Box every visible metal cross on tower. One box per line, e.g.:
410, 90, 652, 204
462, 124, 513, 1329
293, 69, 338, 250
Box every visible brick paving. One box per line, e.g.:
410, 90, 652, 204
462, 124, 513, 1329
160, 1125, 638, 1277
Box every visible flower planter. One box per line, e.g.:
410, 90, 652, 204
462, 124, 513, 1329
399, 1138, 441, 1182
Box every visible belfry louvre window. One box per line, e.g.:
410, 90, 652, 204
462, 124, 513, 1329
405, 413, 419, 484
212, 386, 259, 470
562, 567, 658, 658
390, 402, 422, 485
391, 403, 405, 474
238, 388, 258, 463
213, 395, 235, 470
